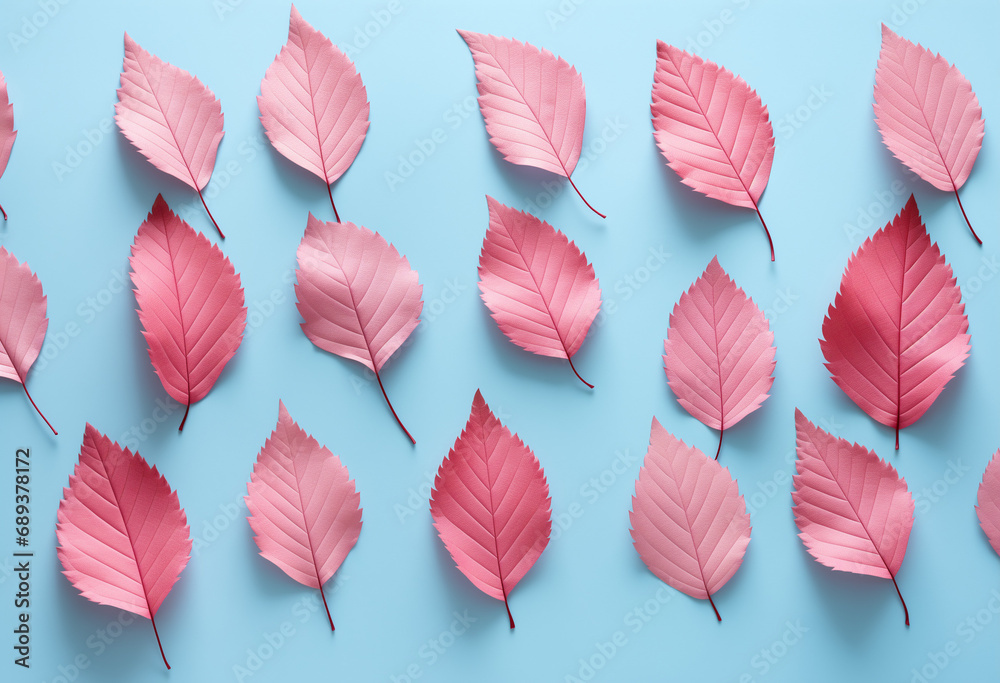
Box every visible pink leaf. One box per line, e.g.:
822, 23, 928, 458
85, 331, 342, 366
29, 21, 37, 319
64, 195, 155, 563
458, 30, 603, 218
129, 195, 246, 431
874, 24, 985, 242
258, 5, 370, 222
246, 401, 362, 631
478, 196, 601, 387
629, 418, 751, 621
115, 33, 226, 237
663, 256, 775, 459
56, 425, 192, 668
0, 70, 15, 220
0, 247, 55, 434
430, 390, 551, 628
792, 409, 913, 625
295, 215, 422, 443
651, 41, 776, 260
976, 451, 1000, 558
820, 195, 969, 449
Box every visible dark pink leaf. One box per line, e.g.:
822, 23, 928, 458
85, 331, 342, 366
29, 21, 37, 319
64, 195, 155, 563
430, 390, 551, 627
820, 195, 969, 449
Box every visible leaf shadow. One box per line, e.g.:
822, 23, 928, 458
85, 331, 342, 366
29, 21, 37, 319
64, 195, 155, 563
115, 134, 194, 208
259, 135, 342, 222
797, 547, 902, 641
478, 303, 595, 394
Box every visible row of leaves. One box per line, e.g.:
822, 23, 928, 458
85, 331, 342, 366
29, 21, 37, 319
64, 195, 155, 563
0, 11, 984, 253
48, 190, 984, 669
55, 390, 1000, 669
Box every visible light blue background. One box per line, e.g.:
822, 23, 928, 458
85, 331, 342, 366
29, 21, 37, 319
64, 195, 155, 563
0, 0, 997, 681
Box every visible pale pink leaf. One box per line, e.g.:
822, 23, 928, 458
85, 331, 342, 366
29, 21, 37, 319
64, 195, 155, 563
663, 256, 775, 458
115, 33, 226, 237
258, 5, 370, 222
874, 24, 984, 242
430, 390, 551, 628
57, 425, 191, 668
651, 41, 775, 260
0, 70, 15, 220
0, 247, 55, 433
294, 215, 422, 443
458, 30, 603, 217
792, 410, 913, 624
629, 418, 750, 621
246, 401, 362, 631
976, 451, 1000, 558
820, 195, 969, 449
129, 195, 246, 431
478, 196, 601, 387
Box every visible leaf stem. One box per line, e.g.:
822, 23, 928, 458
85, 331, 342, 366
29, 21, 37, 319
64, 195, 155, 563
0, 200, 7, 220
715, 428, 724, 460
753, 202, 775, 262
503, 592, 515, 629
567, 176, 605, 219
319, 584, 335, 631
953, 187, 980, 244
567, 355, 594, 388
178, 402, 190, 432
22, 383, 56, 435
326, 183, 341, 223
197, 188, 224, 239
891, 574, 909, 626
708, 593, 721, 622
374, 367, 415, 444
150, 614, 170, 669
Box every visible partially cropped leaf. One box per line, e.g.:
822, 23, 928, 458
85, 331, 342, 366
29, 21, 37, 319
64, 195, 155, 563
0, 70, 16, 220
0, 247, 55, 433
976, 451, 1000, 558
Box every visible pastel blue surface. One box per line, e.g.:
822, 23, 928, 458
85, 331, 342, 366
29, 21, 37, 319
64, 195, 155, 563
1, 0, 997, 681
